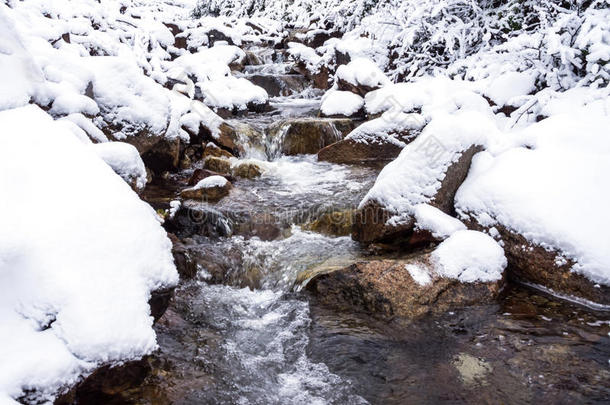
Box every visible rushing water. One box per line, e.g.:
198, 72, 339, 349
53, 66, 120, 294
117, 56, 610, 404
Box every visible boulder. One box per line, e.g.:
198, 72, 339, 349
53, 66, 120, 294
246, 74, 309, 97
166, 203, 233, 238
203, 156, 232, 175
352, 122, 484, 243
180, 175, 232, 202
318, 113, 423, 165
203, 142, 234, 159
465, 220, 610, 306
335, 58, 391, 97
307, 232, 506, 318
293, 62, 331, 90
187, 168, 233, 186
303, 209, 354, 237
306, 256, 503, 319
318, 138, 403, 165
216, 122, 265, 157
267, 118, 356, 156
232, 161, 264, 179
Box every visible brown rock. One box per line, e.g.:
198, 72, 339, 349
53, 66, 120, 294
318, 138, 404, 165
180, 177, 232, 202
465, 220, 610, 306
337, 77, 381, 97
268, 118, 356, 156
187, 169, 232, 187
203, 156, 232, 175
303, 210, 354, 237
203, 142, 234, 159
306, 257, 502, 319
246, 74, 309, 97
232, 161, 263, 179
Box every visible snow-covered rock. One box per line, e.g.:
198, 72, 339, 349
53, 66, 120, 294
335, 57, 390, 96
91, 142, 149, 191
431, 230, 507, 283
456, 105, 610, 304
320, 90, 364, 117
0, 106, 177, 403
353, 110, 496, 243
181, 175, 232, 201
317, 111, 424, 165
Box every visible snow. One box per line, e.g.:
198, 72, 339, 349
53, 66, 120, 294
344, 111, 425, 147
335, 57, 390, 90
405, 264, 432, 286
192, 175, 229, 189
483, 71, 538, 107
364, 76, 494, 122
0, 106, 177, 403
0, 5, 44, 111
431, 230, 507, 283
320, 90, 363, 117
413, 204, 466, 240
360, 110, 499, 226
92, 142, 148, 191
455, 105, 610, 286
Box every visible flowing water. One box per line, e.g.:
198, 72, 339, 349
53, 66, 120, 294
114, 50, 610, 404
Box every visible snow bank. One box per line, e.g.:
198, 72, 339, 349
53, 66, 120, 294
0, 106, 177, 403
456, 105, 610, 286
431, 230, 507, 283
360, 110, 499, 225
320, 90, 363, 116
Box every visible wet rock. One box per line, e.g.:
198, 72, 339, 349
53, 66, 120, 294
318, 138, 403, 165
244, 50, 262, 65
148, 288, 174, 323
233, 212, 284, 241
187, 168, 233, 187
464, 220, 610, 306
203, 142, 234, 159
216, 121, 265, 157
55, 358, 153, 405
353, 145, 483, 244
166, 203, 233, 238
203, 156, 232, 175
306, 256, 502, 319
268, 118, 356, 156
303, 209, 354, 237
168, 233, 198, 279
180, 176, 232, 202
232, 161, 264, 179
246, 74, 308, 97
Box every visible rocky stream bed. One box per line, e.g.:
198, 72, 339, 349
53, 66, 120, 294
56, 43, 610, 405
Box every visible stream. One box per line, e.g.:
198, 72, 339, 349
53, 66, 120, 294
104, 47, 610, 405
